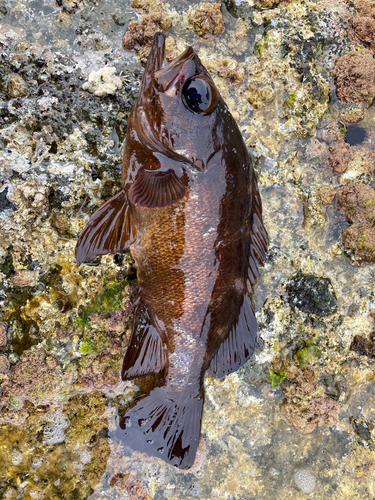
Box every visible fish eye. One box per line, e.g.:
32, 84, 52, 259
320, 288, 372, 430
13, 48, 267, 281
182, 77, 214, 114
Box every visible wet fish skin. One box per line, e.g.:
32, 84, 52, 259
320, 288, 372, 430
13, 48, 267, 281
75, 33, 268, 469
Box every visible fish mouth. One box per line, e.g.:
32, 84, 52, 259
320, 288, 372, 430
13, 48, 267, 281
146, 33, 195, 92
148, 32, 195, 74
149, 32, 167, 73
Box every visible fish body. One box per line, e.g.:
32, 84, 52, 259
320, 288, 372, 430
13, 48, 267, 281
75, 34, 268, 469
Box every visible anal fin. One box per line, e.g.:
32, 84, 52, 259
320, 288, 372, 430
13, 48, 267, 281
208, 295, 257, 379
75, 190, 135, 265
122, 300, 167, 380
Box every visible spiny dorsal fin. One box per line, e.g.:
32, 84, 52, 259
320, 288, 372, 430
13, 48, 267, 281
208, 174, 268, 379
247, 173, 268, 290
122, 300, 167, 380
208, 295, 257, 379
75, 190, 135, 265
128, 169, 185, 208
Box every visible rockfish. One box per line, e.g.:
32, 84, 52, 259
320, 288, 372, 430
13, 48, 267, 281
75, 33, 268, 469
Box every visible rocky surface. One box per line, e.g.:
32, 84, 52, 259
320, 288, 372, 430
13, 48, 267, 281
332, 50, 375, 107
0, 0, 375, 499
188, 3, 225, 39
329, 140, 351, 173
337, 182, 375, 264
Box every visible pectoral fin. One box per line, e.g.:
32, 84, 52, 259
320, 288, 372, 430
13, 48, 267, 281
75, 190, 135, 265
128, 169, 186, 208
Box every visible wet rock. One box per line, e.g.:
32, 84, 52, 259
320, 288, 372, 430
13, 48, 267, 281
336, 182, 375, 224
0, 323, 7, 346
7, 74, 27, 98
0, 354, 10, 374
279, 367, 340, 435
1, 347, 68, 406
42, 408, 70, 445
0, 24, 26, 47
83, 67, 123, 97
340, 148, 375, 183
78, 31, 112, 51
342, 445, 375, 479
352, 16, 375, 44
256, 0, 288, 7
204, 57, 245, 86
332, 50, 375, 107
342, 223, 375, 264
350, 332, 375, 358
303, 197, 327, 231
247, 79, 276, 109
56, 0, 86, 14
123, 0, 172, 61
8, 178, 49, 215
0, 187, 16, 213
216, 58, 245, 86
294, 469, 317, 494
110, 473, 152, 499
329, 141, 351, 173
318, 186, 336, 206
355, 0, 375, 17
338, 102, 366, 123
350, 416, 373, 442
188, 3, 225, 39
286, 273, 338, 317
12, 270, 38, 288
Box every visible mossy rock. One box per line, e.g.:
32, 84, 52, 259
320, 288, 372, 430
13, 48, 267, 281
286, 273, 337, 317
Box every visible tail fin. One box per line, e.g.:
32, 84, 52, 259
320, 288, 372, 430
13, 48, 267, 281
116, 385, 204, 469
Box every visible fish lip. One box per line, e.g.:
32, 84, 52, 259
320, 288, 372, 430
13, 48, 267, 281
152, 32, 167, 72
154, 46, 195, 79
146, 34, 195, 90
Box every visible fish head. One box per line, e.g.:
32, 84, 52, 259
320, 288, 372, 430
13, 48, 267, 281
132, 32, 242, 172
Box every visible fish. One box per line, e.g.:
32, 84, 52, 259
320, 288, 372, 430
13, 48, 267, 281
75, 33, 269, 469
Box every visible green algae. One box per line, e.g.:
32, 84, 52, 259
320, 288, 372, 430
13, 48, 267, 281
296, 339, 321, 366
283, 92, 297, 110
76, 277, 133, 331
269, 367, 288, 387
363, 198, 373, 208
79, 337, 97, 354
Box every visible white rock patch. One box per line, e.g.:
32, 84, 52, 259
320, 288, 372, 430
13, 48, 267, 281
42, 408, 70, 445
83, 67, 122, 97
294, 469, 317, 494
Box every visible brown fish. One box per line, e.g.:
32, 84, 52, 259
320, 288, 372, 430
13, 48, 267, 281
75, 33, 268, 469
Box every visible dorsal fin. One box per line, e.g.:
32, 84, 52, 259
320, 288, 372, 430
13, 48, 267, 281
75, 190, 135, 265
122, 299, 167, 380
208, 173, 268, 379
128, 169, 186, 208
207, 295, 257, 378
247, 173, 269, 291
